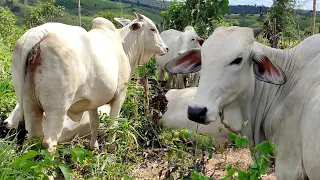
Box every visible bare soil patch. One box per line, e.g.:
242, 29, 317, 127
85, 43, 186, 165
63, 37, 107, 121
129, 147, 276, 180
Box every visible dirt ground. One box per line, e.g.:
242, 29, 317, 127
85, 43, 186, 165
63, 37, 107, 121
129, 147, 276, 180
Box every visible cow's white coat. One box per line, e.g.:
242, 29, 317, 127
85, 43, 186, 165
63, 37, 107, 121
11, 13, 167, 151
166, 26, 320, 179
155, 26, 203, 89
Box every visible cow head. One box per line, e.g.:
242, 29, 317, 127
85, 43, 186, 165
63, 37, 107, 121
165, 26, 286, 124
116, 13, 168, 60
177, 26, 204, 56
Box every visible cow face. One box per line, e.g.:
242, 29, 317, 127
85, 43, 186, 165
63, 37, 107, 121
129, 13, 168, 58
178, 28, 204, 56
165, 26, 286, 124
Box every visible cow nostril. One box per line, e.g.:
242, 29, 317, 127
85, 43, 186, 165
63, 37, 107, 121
199, 107, 207, 116
178, 53, 181, 55
166, 47, 169, 52
188, 106, 207, 123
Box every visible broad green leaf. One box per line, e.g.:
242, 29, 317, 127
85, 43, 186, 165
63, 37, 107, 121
238, 170, 248, 180
71, 147, 88, 164
255, 141, 275, 157
13, 150, 38, 169
225, 167, 237, 179
58, 164, 71, 180
191, 171, 211, 180
22, 161, 39, 172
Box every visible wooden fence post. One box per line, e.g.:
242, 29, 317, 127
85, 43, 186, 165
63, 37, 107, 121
272, 18, 277, 48
78, 0, 81, 27
143, 75, 150, 116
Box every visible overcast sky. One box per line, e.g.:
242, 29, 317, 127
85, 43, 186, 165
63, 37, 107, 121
229, 0, 317, 10
174, 0, 318, 10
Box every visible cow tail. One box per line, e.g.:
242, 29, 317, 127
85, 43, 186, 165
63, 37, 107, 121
16, 27, 49, 147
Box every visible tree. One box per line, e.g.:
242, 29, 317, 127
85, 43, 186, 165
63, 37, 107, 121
24, 0, 65, 28
264, 0, 297, 47
184, 0, 229, 37
0, 7, 26, 49
161, 0, 189, 31
267, 0, 296, 37
161, 0, 229, 37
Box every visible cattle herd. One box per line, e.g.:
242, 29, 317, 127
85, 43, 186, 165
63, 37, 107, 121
4, 12, 320, 179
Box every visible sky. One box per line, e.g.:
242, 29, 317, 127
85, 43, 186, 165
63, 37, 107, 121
174, 0, 318, 10
229, 0, 317, 10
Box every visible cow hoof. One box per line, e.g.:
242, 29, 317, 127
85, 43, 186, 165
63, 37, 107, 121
47, 146, 56, 153
89, 141, 99, 151
43, 139, 57, 152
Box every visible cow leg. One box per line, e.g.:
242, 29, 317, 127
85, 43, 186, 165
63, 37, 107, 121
42, 111, 65, 152
107, 88, 127, 152
165, 73, 174, 89
171, 74, 177, 88
190, 73, 200, 87
89, 109, 99, 150
177, 74, 185, 89
157, 66, 165, 81
23, 99, 43, 139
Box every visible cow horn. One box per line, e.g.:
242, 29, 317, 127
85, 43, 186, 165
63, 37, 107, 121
134, 12, 144, 20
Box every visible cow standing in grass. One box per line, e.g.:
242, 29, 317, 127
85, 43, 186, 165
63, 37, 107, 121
166, 26, 320, 179
12, 13, 168, 152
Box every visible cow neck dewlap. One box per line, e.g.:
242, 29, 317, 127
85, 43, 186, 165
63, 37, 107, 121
118, 25, 144, 74
249, 42, 301, 147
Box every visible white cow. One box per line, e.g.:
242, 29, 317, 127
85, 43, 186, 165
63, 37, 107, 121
161, 87, 243, 143
165, 26, 320, 179
4, 103, 111, 143
11, 13, 168, 151
155, 26, 204, 89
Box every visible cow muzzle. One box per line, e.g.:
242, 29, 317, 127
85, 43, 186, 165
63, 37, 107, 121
187, 105, 210, 125
158, 45, 169, 56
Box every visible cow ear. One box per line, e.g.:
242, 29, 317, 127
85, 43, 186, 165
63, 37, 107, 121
129, 22, 142, 31
114, 18, 132, 27
198, 38, 204, 46
165, 48, 201, 74
134, 12, 144, 21
252, 53, 286, 85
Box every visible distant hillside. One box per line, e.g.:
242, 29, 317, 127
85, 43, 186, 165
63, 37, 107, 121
229, 5, 269, 14
229, 4, 320, 16
0, 0, 165, 28
110, 0, 170, 10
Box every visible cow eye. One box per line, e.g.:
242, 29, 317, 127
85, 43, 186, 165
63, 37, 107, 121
150, 28, 156, 32
230, 57, 243, 65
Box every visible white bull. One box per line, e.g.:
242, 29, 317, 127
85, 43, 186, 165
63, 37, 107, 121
4, 104, 110, 143
11, 13, 168, 151
165, 26, 320, 179
155, 26, 203, 89
161, 87, 243, 143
